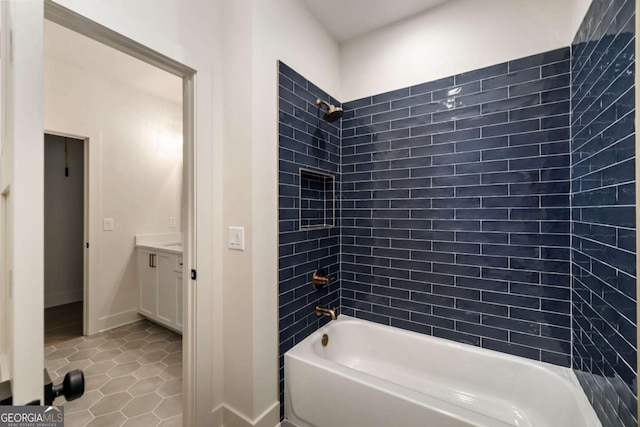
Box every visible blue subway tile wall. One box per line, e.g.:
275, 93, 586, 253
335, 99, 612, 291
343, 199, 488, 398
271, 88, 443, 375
278, 62, 341, 416
340, 48, 573, 366
571, 1, 637, 426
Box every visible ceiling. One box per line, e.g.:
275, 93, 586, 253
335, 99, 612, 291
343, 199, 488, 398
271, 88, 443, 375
45, 1, 453, 98
45, 20, 182, 105
301, 0, 452, 42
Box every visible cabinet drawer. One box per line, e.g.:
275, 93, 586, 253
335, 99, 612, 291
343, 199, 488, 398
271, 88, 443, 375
175, 256, 183, 273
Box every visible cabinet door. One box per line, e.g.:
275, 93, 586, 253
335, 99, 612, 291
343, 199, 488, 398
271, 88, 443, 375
156, 252, 176, 325
175, 272, 183, 332
138, 249, 157, 317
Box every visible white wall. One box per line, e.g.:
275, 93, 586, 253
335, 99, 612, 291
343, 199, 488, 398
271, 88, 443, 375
220, 0, 341, 424
221, 1, 255, 424
340, 0, 574, 101
572, 0, 593, 37
44, 134, 84, 308
251, 0, 340, 419
44, 56, 183, 329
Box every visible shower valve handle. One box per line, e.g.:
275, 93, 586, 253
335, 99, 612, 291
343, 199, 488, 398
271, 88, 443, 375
312, 268, 335, 290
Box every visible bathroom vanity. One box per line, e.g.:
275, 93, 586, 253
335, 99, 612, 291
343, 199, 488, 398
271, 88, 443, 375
135, 234, 183, 333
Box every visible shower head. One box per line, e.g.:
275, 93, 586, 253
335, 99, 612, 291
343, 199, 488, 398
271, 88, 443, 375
316, 98, 343, 123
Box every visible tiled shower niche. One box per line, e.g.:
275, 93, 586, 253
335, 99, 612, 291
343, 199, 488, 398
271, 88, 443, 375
300, 168, 336, 229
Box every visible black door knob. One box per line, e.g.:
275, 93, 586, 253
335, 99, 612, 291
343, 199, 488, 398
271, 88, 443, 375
52, 370, 84, 403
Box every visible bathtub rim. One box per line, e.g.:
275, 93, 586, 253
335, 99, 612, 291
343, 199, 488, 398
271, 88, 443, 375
284, 315, 601, 427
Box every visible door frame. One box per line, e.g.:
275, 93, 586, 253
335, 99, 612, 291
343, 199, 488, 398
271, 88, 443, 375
0, 0, 45, 404
43, 131, 89, 336
44, 1, 198, 424
0, 187, 12, 382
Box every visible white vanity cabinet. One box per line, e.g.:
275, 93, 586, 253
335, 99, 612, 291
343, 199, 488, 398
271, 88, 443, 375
137, 247, 183, 333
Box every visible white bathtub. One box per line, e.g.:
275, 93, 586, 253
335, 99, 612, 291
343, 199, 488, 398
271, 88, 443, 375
284, 316, 601, 427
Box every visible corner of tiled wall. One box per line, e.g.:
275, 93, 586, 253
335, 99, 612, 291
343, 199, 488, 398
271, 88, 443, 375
277, 61, 341, 418
570, 1, 637, 426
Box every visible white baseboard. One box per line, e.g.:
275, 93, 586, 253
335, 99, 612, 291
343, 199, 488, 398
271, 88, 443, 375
96, 309, 141, 333
0, 354, 10, 382
44, 290, 83, 308
211, 404, 224, 426
214, 402, 280, 427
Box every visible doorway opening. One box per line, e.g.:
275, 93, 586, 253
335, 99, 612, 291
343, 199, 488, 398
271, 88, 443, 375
44, 18, 186, 424
44, 134, 85, 347
43, 1, 197, 424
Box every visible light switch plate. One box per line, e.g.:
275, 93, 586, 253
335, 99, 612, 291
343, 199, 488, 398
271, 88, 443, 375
103, 218, 114, 231
169, 217, 177, 228
228, 226, 245, 251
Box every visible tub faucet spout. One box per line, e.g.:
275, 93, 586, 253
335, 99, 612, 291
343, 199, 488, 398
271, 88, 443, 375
315, 305, 337, 320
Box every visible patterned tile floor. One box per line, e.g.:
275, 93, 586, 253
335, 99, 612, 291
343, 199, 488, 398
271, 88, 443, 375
45, 319, 183, 426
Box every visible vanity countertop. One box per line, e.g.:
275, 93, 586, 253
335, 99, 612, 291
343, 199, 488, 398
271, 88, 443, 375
135, 233, 183, 255
135, 242, 183, 254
